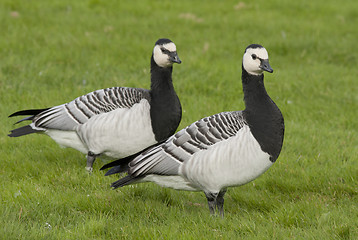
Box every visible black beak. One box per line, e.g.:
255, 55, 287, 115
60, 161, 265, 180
260, 59, 273, 73
169, 52, 182, 64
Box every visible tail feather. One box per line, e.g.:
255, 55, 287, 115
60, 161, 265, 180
100, 140, 165, 171
8, 108, 50, 118
101, 157, 132, 171
111, 175, 141, 189
105, 165, 129, 176
100, 149, 145, 172
8, 125, 42, 137
14, 116, 35, 124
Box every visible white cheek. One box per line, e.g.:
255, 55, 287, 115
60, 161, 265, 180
153, 46, 171, 68
243, 54, 263, 75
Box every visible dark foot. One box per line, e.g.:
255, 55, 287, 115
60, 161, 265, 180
216, 189, 227, 218
204, 189, 227, 217
205, 192, 218, 216
86, 151, 98, 172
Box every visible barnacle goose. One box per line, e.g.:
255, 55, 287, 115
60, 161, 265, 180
8, 38, 182, 172
101, 44, 284, 216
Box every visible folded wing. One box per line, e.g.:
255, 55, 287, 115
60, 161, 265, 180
110, 111, 247, 187
29, 87, 150, 131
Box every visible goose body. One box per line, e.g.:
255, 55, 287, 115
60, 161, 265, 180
102, 44, 284, 216
8, 38, 182, 171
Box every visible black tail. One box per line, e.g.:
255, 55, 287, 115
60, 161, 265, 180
8, 125, 42, 137
111, 175, 142, 189
100, 146, 152, 174
101, 154, 135, 176
100, 154, 136, 171
104, 165, 128, 176
100, 140, 166, 174
9, 108, 50, 118
9, 108, 50, 124
8, 108, 48, 137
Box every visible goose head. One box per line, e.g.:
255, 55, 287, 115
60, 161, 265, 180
153, 38, 181, 68
243, 44, 273, 75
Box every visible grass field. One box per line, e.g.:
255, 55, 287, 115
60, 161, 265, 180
1, 0, 357, 239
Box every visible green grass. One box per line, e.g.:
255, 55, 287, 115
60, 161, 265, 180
1, 0, 357, 239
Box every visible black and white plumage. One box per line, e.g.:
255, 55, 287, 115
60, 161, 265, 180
101, 44, 285, 216
8, 38, 182, 172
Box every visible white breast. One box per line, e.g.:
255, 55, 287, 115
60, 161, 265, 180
76, 99, 157, 158
180, 125, 273, 193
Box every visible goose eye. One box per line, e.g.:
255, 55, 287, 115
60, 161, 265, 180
160, 48, 169, 54
251, 54, 257, 60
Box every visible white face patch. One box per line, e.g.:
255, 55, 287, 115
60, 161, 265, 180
163, 42, 176, 52
153, 42, 177, 68
243, 47, 269, 75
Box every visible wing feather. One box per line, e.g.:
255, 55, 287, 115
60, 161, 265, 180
32, 87, 150, 130
126, 111, 247, 177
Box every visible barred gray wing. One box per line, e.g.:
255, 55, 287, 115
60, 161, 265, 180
33, 87, 150, 130
128, 111, 247, 177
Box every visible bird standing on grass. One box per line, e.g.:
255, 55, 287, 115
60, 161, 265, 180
101, 44, 284, 216
8, 38, 182, 172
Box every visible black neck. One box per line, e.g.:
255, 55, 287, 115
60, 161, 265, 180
149, 55, 182, 142
150, 56, 174, 92
242, 68, 269, 110
242, 66, 284, 162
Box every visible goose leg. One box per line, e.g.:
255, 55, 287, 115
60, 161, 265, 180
204, 192, 218, 216
86, 151, 98, 172
216, 189, 227, 218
